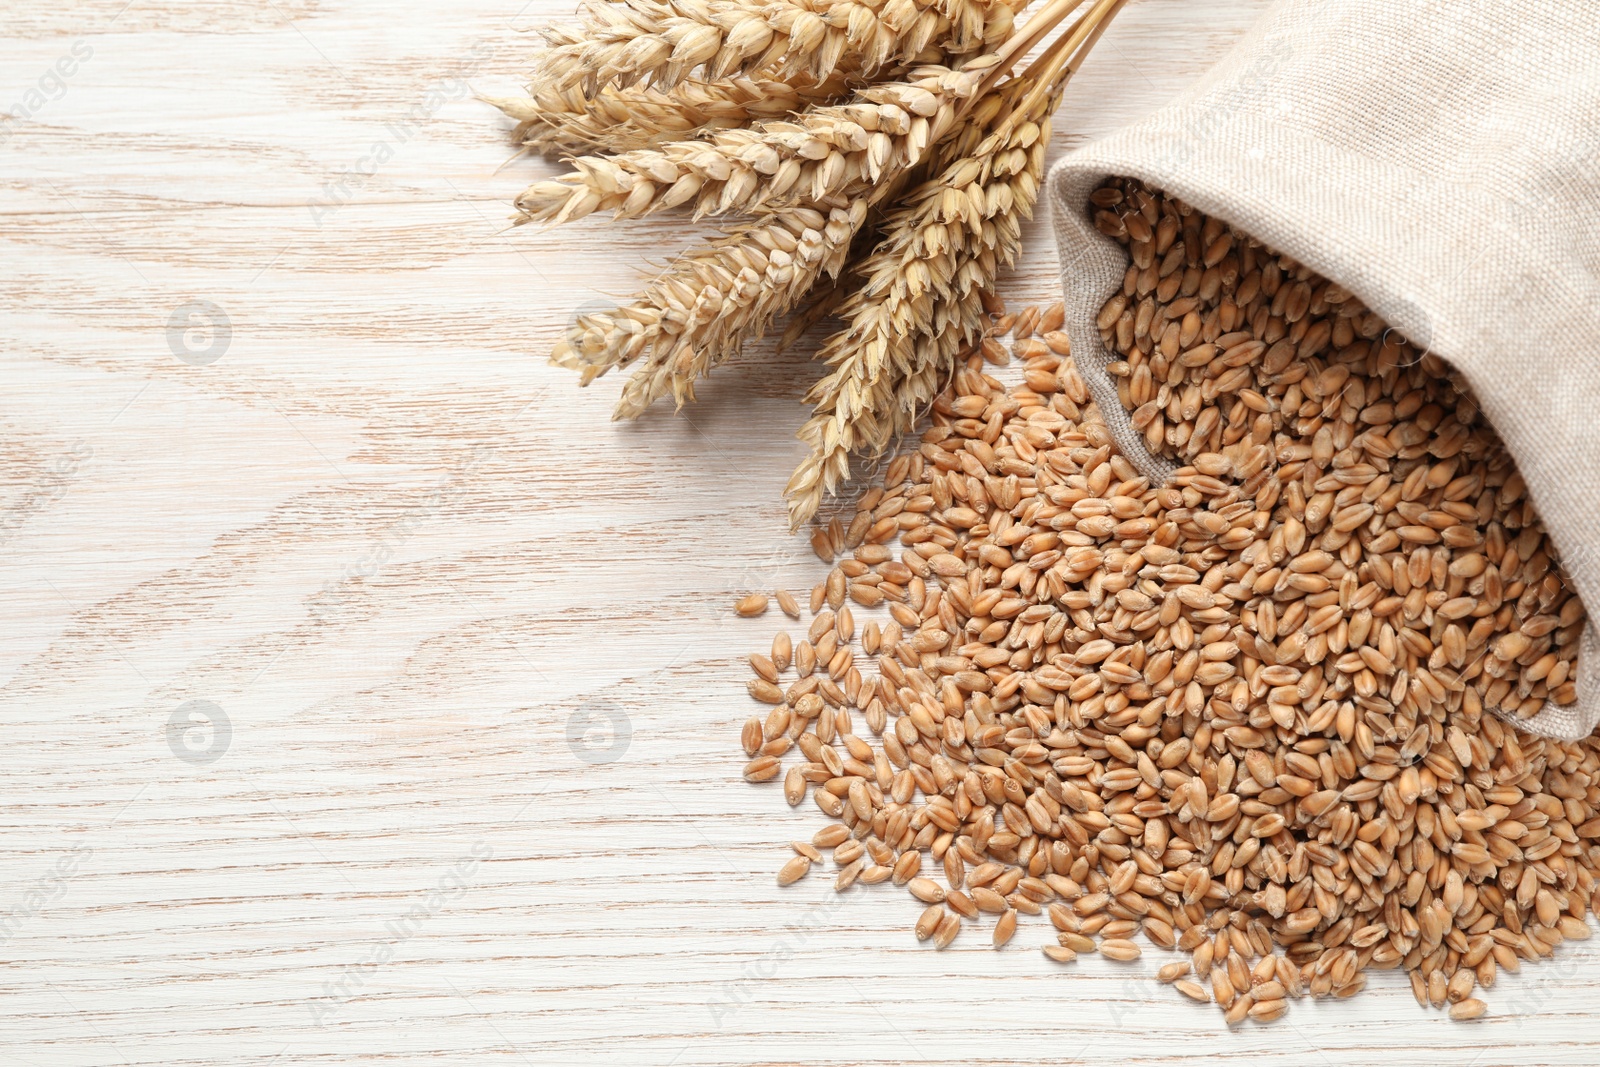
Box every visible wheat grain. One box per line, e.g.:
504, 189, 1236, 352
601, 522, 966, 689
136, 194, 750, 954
993, 907, 1018, 946
735, 592, 770, 616
745, 204, 1591, 1023
1157, 961, 1190, 983
740, 716, 763, 755
1101, 939, 1141, 962
778, 855, 812, 884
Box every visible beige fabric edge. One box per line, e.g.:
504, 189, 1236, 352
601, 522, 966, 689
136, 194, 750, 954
1046, 112, 1600, 742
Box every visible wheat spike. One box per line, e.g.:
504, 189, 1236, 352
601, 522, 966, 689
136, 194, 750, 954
552, 200, 867, 409
784, 77, 1059, 526
536, 0, 1024, 94
514, 0, 1136, 523
515, 59, 996, 225
485, 74, 851, 156
612, 206, 863, 416
782, 0, 1127, 524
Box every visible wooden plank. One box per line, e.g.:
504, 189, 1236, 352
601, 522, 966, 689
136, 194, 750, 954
4, 0, 1597, 1062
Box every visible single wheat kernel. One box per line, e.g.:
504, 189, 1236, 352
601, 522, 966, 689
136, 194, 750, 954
835, 858, 864, 891
932, 912, 962, 949
1058, 933, 1096, 954
945, 890, 979, 920
811, 825, 848, 849
1158, 962, 1191, 983
742, 756, 780, 782
1249, 998, 1288, 1022
833, 839, 865, 866
1101, 939, 1141, 962
993, 909, 1017, 947
778, 856, 811, 886
740, 717, 762, 757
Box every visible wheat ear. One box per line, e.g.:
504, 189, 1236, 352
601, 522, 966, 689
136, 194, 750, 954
785, 0, 1125, 525
535, 0, 1024, 94
552, 201, 866, 399
485, 74, 852, 156
514, 59, 996, 225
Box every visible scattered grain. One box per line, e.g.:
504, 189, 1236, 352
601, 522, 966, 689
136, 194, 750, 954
1101, 939, 1141, 962
735, 593, 769, 617
778, 856, 811, 885
994, 909, 1018, 947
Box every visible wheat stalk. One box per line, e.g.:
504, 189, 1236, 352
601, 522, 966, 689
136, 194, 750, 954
504, 0, 1132, 522
552, 200, 867, 398
783, 83, 1046, 525
514, 59, 996, 225
535, 0, 1024, 94
785, 0, 1123, 525
485, 74, 852, 156
612, 201, 865, 415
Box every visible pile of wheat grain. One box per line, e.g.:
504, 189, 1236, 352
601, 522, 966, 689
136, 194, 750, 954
736, 180, 1593, 1025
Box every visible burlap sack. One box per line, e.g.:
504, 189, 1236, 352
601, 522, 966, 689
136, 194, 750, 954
1046, 0, 1600, 739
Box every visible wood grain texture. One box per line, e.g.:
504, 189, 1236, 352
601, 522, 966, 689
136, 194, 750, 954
4, 1, 1598, 1064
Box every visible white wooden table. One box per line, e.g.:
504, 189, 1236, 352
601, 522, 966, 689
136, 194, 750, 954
4, 1, 1598, 1063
